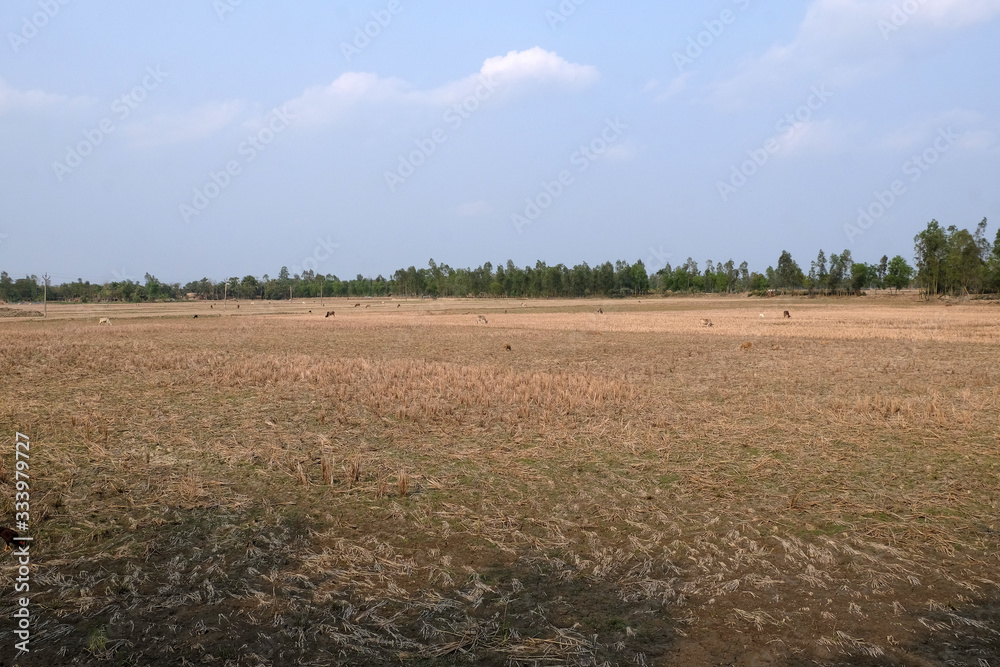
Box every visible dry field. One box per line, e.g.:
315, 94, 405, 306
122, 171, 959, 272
0, 296, 998, 666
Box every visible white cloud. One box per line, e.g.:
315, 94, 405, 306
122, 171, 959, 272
877, 109, 986, 151
479, 46, 599, 91
282, 47, 599, 126
124, 101, 244, 149
651, 73, 691, 104
957, 129, 997, 152
908, 0, 1000, 28
709, 0, 1000, 108
775, 119, 861, 158
606, 140, 639, 162
282, 73, 412, 126
0, 78, 92, 113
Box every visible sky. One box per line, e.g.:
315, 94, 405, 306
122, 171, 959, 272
1, 0, 999, 285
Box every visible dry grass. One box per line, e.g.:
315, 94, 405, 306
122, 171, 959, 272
0, 295, 998, 665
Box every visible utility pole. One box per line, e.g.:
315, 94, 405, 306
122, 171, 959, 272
42, 274, 50, 317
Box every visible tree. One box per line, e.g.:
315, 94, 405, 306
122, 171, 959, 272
826, 252, 843, 291
914, 220, 947, 297
144, 273, 162, 301
240, 275, 259, 299
850, 262, 872, 291
774, 250, 804, 289
884, 255, 913, 292
944, 226, 984, 295
827, 249, 853, 292
809, 250, 828, 288
876, 255, 888, 287
630, 260, 650, 295
990, 226, 1000, 291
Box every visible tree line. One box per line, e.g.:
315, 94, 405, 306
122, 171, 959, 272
3, 219, 998, 303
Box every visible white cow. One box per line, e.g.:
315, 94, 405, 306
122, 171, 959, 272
98, 318, 112, 325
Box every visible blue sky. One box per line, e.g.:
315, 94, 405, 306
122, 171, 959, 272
2, 0, 998, 284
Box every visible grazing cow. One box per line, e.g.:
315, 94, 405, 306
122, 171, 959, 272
355, 303, 360, 308
325, 311, 334, 318
700, 318, 713, 327
477, 315, 488, 324
759, 313, 765, 319
210, 305, 213, 309
193, 315, 198, 318
740, 341, 753, 351
783, 310, 791, 318
597, 307, 603, 314
98, 318, 112, 326
308, 310, 312, 313
365, 304, 370, 309
504, 343, 512, 351
397, 304, 400, 308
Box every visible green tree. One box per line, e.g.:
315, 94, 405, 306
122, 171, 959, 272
876, 255, 888, 287
884, 255, 913, 292
944, 226, 984, 295
989, 227, 1000, 291
144, 273, 161, 301
914, 220, 947, 297
630, 260, 650, 295
240, 275, 259, 299
850, 262, 872, 291
774, 250, 804, 289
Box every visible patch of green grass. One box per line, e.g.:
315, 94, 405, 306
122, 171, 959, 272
658, 473, 679, 488
85, 624, 109, 656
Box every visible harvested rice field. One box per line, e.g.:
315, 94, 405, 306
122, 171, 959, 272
0, 295, 998, 665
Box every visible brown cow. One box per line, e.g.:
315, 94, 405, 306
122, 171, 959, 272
783, 310, 791, 319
